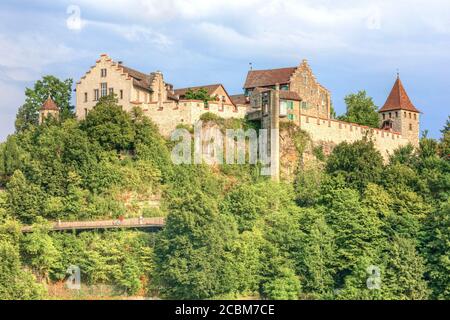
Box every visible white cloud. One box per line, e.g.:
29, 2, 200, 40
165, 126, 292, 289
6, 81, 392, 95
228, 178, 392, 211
67, 0, 450, 60
84, 20, 173, 48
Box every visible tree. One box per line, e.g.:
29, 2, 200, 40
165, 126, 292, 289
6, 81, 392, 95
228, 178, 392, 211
382, 236, 429, 300
153, 191, 239, 299
295, 208, 336, 298
15, 76, 74, 132
323, 188, 384, 285
21, 219, 61, 282
0, 221, 45, 300
0, 136, 29, 185
262, 266, 301, 300
326, 140, 384, 192
184, 88, 213, 104
423, 200, 450, 299
6, 170, 43, 223
338, 90, 379, 128
439, 116, 450, 158
83, 95, 135, 152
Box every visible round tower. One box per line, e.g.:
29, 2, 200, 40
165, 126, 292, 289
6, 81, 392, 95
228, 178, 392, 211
379, 75, 421, 147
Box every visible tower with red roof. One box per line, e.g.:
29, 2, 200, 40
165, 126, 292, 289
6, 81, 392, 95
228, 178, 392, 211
39, 96, 60, 124
379, 75, 421, 147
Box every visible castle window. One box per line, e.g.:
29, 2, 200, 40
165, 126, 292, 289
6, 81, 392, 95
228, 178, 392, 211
101, 68, 107, 77
109, 88, 114, 96
120, 90, 124, 99
409, 124, 413, 131
389, 112, 392, 118
395, 112, 398, 118
301, 101, 307, 109
84, 92, 88, 103
409, 113, 412, 119
101, 83, 107, 97
94, 89, 99, 101
84, 108, 88, 118
383, 114, 386, 120
288, 114, 295, 121
414, 114, 417, 120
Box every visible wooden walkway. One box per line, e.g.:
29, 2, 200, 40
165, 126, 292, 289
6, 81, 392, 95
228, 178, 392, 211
21, 217, 165, 233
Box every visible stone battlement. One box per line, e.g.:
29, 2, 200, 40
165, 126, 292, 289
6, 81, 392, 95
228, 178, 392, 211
298, 114, 410, 160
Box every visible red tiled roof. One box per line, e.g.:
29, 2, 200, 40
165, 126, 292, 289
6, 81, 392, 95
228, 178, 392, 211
280, 91, 302, 101
230, 94, 249, 105
379, 76, 420, 113
40, 97, 59, 111
174, 84, 222, 98
244, 67, 297, 89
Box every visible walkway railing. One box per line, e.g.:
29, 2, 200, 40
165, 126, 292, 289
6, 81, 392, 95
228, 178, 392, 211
21, 217, 166, 233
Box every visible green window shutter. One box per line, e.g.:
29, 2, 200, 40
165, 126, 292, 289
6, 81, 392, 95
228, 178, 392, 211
289, 101, 294, 109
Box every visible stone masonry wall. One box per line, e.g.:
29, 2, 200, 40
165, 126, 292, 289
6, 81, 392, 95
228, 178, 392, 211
298, 114, 410, 161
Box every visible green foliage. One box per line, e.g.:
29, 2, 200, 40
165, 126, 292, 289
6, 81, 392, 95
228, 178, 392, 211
262, 266, 301, 300
221, 181, 292, 232
184, 88, 214, 103
199, 112, 223, 123
323, 188, 383, 279
153, 191, 239, 299
313, 145, 326, 162
295, 208, 336, 298
49, 230, 153, 295
21, 219, 61, 281
382, 236, 430, 300
15, 75, 73, 132
423, 200, 450, 299
0, 220, 46, 300
6, 170, 43, 224
338, 90, 379, 128
83, 95, 135, 152
326, 140, 384, 192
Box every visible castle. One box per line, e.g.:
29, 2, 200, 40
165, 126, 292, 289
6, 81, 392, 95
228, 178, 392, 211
61, 54, 420, 167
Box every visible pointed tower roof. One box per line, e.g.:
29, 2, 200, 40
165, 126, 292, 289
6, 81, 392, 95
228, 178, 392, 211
40, 96, 59, 111
379, 76, 420, 113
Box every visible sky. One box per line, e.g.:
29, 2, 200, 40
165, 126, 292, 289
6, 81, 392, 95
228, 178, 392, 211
0, 0, 449, 142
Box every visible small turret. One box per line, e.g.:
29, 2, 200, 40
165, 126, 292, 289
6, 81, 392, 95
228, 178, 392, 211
39, 96, 60, 124
379, 75, 421, 147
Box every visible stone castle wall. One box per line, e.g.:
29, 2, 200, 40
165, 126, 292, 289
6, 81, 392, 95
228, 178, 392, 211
297, 114, 411, 160
141, 100, 247, 136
